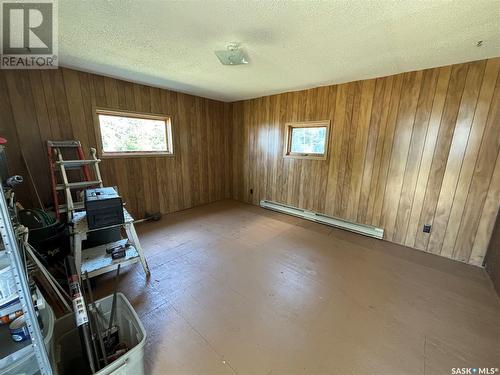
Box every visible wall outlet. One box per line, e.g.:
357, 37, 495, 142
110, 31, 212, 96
423, 224, 432, 233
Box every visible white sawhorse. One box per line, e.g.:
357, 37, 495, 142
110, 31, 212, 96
71, 208, 150, 280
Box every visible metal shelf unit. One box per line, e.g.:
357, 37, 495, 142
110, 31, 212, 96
0, 187, 53, 375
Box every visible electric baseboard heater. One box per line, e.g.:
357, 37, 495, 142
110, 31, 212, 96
260, 200, 384, 240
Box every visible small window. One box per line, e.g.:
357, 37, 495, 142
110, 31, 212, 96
284, 121, 330, 159
95, 108, 173, 157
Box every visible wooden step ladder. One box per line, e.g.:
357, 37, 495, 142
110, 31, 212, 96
47, 140, 103, 220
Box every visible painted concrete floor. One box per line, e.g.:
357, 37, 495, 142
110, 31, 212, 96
94, 200, 500, 375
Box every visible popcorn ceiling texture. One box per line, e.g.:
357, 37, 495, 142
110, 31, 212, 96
60, 0, 500, 102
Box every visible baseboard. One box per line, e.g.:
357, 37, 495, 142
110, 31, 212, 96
259, 200, 384, 240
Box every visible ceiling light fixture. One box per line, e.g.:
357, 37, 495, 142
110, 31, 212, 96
215, 42, 249, 65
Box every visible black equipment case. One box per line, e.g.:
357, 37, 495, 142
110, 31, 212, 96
84, 187, 124, 230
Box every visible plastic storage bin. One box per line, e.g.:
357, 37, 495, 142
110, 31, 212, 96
52, 292, 146, 375
0, 303, 54, 375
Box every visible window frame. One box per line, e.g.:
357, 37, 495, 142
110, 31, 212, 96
93, 107, 174, 158
283, 120, 330, 160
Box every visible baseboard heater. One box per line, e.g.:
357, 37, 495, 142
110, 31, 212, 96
260, 200, 384, 240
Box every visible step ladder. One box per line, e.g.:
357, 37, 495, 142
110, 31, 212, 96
47, 140, 103, 221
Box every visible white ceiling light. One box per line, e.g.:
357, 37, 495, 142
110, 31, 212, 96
215, 42, 249, 65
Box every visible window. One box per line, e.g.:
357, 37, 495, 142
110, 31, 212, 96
95, 108, 173, 157
284, 120, 330, 159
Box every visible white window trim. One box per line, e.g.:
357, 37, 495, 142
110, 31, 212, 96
93, 107, 174, 158
283, 120, 330, 160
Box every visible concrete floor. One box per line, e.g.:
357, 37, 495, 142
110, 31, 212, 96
94, 200, 500, 375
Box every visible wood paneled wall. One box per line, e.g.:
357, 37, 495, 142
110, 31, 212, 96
0, 68, 233, 219
231, 58, 500, 266
2, 59, 499, 266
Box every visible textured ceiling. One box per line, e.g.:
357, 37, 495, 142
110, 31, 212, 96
60, 0, 500, 102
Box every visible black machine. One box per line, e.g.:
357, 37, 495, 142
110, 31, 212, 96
84, 187, 124, 230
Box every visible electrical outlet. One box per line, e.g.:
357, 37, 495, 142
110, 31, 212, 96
423, 224, 431, 233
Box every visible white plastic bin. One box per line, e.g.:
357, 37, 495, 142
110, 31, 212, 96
52, 292, 146, 375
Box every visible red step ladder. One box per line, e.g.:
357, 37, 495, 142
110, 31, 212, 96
47, 140, 103, 220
